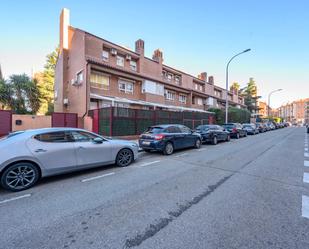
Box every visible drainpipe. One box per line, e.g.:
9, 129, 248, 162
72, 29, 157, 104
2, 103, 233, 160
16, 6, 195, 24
82, 62, 90, 120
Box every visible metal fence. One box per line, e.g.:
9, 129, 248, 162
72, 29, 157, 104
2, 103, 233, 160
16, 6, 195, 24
89, 107, 214, 137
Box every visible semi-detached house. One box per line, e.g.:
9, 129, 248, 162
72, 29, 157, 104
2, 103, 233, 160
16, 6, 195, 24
54, 8, 245, 119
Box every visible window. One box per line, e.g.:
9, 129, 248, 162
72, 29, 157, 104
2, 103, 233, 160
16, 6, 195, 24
90, 73, 110, 90
167, 73, 173, 82
130, 60, 137, 71
197, 97, 203, 106
175, 76, 180, 85
102, 50, 109, 62
179, 94, 187, 104
166, 126, 181, 133
34, 132, 71, 143
118, 79, 134, 94
179, 125, 191, 133
116, 55, 124, 67
71, 131, 98, 142
77, 71, 83, 84
165, 90, 175, 101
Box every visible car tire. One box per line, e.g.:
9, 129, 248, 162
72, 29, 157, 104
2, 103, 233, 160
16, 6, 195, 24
226, 135, 230, 142
116, 148, 134, 167
236, 133, 240, 139
0, 162, 40, 192
212, 136, 218, 145
194, 139, 201, 149
163, 142, 174, 155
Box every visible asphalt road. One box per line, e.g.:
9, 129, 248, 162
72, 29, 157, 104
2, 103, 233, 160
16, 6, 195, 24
0, 127, 309, 249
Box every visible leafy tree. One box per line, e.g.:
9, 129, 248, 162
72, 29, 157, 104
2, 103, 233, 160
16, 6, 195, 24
36, 47, 59, 115
230, 82, 240, 93
0, 74, 41, 114
239, 78, 261, 114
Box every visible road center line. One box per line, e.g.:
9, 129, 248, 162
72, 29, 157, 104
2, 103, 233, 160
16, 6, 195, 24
139, 160, 161, 167
81, 172, 115, 183
302, 195, 309, 219
0, 194, 31, 205
303, 173, 309, 183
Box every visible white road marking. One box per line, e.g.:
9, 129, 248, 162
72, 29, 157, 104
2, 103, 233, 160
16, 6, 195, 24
139, 160, 161, 167
0, 194, 31, 205
81, 172, 115, 183
305, 153, 309, 157
197, 148, 207, 152
302, 195, 309, 219
305, 161, 309, 167
175, 153, 188, 157
304, 173, 309, 183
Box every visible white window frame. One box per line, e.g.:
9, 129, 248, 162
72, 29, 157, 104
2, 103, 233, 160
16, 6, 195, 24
175, 76, 180, 85
197, 97, 203, 106
77, 70, 83, 84
102, 50, 109, 62
165, 90, 175, 101
130, 60, 137, 71
167, 73, 173, 82
179, 94, 187, 104
116, 55, 124, 67
118, 79, 134, 94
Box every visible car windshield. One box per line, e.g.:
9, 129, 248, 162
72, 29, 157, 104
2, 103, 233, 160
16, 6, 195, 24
145, 127, 165, 134
0, 131, 25, 141
243, 124, 252, 128
223, 124, 235, 128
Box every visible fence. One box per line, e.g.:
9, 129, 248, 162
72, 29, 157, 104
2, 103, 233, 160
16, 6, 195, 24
0, 110, 12, 137
89, 107, 214, 137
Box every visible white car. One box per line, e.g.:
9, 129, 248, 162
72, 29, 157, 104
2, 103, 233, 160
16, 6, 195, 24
0, 128, 139, 191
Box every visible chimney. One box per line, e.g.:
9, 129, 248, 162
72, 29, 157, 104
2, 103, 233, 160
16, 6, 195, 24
152, 49, 163, 64
135, 39, 145, 56
198, 72, 207, 81
60, 8, 70, 51
208, 76, 214, 84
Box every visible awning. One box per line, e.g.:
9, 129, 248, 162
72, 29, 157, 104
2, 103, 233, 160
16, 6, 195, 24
90, 93, 214, 114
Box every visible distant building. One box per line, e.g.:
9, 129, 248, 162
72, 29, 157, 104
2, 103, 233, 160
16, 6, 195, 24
54, 8, 246, 118
278, 98, 309, 124
257, 101, 269, 118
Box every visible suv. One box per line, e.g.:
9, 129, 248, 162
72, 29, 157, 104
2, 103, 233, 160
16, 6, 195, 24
139, 124, 202, 155
223, 123, 247, 139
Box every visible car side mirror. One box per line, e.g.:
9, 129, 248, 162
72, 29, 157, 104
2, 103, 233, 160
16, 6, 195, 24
93, 137, 104, 144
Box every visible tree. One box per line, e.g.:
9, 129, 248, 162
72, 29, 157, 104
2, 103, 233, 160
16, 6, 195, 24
239, 78, 261, 114
230, 82, 240, 93
36, 47, 59, 115
0, 74, 41, 114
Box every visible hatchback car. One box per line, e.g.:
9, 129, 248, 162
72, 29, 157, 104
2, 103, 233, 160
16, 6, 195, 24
139, 124, 202, 155
242, 123, 259, 135
195, 125, 230, 144
256, 123, 266, 133
222, 123, 247, 139
0, 128, 139, 191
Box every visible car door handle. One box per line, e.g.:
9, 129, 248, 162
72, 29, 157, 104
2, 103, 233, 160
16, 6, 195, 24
35, 149, 47, 153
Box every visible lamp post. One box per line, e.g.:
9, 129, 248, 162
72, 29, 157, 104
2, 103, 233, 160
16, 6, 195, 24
267, 89, 282, 117
225, 49, 251, 123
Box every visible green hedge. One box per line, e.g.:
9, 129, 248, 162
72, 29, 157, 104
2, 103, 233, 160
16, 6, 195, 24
208, 107, 251, 124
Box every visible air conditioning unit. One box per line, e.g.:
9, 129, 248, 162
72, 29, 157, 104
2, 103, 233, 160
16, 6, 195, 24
63, 98, 69, 105
126, 54, 131, 61
111, 48, 117, 56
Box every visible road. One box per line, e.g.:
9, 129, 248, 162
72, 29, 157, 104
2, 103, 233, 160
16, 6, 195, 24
0, 127, 309, 249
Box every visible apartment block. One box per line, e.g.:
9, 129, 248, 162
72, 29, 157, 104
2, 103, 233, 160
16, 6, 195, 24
278, 98, 309, 124
54, 8, 245, 118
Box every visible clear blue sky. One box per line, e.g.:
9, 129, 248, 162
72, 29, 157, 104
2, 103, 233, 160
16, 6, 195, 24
1, 0, 308, 107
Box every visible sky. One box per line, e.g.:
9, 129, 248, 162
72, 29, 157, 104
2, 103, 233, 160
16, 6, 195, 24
0, 0, 308, 108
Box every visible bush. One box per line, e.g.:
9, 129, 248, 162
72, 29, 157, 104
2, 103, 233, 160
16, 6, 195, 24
208, 107, 251, 124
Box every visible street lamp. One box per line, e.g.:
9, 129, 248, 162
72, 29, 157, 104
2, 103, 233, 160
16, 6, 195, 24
267, 89, 282, 117
225, 49, 251, 123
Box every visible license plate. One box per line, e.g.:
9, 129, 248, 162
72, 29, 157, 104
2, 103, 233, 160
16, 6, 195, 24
143, 141, 150, 145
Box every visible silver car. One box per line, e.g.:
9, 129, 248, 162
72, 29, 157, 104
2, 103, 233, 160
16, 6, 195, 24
0, 128, 139, 191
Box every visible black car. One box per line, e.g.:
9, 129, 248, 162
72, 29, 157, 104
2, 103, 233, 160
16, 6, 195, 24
242, 123, 259, 135
195, 125, 230, 145
139, 124, 202, 155
223, 123, 247, 139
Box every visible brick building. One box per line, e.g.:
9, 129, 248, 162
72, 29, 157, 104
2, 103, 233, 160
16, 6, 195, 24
278, 98, 309, 124
55, 8, 245, 118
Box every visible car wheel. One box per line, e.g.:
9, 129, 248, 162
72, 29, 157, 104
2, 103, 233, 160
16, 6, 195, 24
163, 142, 174, 155
226, 135, 231, 142
212, 136, 218, 145
236, 133, 240, 139
0, 162, 39, 192
116, 148, 134, 167
194, 139, 201, 149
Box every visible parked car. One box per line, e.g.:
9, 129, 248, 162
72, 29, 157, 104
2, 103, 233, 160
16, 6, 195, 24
222, 123, 247, 139
242, 123, 259, 135
195, 125, 230, 144
307, 124, 309, 133
256, 123, 266, 133
139, 124, 202, 155
0, 128, 139, 191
